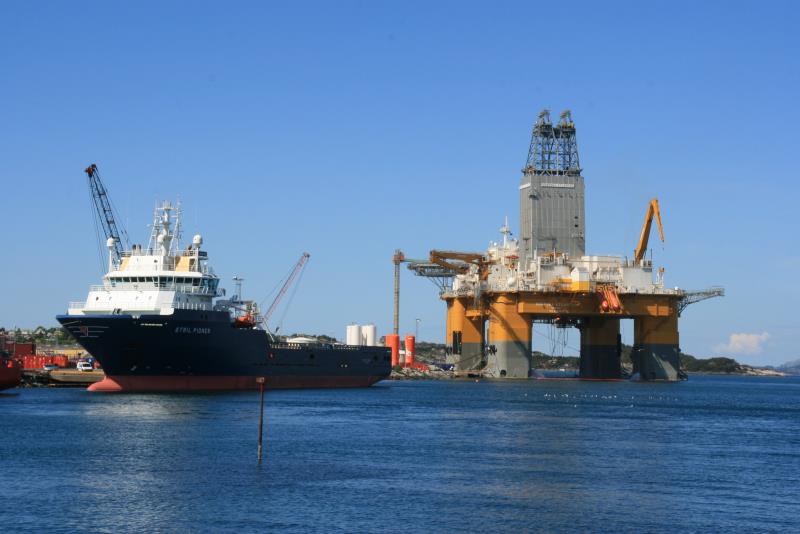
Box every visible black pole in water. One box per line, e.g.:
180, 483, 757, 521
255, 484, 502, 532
257, 377, 265, 463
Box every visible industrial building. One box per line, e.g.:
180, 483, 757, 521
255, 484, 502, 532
408, 109, 721, 381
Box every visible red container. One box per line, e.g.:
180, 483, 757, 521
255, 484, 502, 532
404, 335, 415, 367
11, 342, 36, 357
386, 334, 400, 367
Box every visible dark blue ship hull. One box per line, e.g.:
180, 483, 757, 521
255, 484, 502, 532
56, 310, 391, 392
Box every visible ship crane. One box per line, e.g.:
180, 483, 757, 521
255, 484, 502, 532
84, 164, 129, 264
634, 198, 665, 264
260, 252, 310, 331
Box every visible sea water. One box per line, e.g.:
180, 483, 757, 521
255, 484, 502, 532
1, 375, 798, 532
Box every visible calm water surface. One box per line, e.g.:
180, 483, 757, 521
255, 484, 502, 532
1, 375, 799, 533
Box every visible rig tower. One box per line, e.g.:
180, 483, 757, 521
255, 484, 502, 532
519, 110, 585, 266
409, 108, 723, 381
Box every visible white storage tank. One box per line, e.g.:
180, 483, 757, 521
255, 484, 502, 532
346, 324, 362, 346
361, 324, 377, 346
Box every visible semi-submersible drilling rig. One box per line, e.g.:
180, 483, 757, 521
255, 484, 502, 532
409, 110, 722, 381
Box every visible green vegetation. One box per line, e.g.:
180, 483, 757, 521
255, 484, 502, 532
400, 340, 751, 374
680, 354, 742, 373
531, 352, 579, 369
0, 326, 77, 346
414, 341, 447, 362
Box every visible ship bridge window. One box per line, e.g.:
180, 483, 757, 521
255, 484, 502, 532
147, 277, 154, 283
192, 278, 200, 286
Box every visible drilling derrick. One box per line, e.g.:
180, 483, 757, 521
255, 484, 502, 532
519, 110, 585, 265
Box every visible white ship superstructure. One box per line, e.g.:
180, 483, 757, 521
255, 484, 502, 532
68, 201, 221, 316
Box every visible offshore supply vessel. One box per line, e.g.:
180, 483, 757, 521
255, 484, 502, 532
57, 198, 391, 392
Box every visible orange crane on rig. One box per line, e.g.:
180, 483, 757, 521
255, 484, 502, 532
634, 198, 665, 263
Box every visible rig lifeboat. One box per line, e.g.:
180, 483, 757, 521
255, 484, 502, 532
233, 314, 257, 328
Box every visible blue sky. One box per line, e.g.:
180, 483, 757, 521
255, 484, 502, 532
0, 1, 797, 366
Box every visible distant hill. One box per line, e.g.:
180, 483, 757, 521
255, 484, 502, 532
411, 340, 776, 375
266, 333, 790, 376
777, 359, 800, 375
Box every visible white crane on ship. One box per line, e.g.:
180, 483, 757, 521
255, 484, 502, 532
225, 252, 311, 331
260, 252, 310, 332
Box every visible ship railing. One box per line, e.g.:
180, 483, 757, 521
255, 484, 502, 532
68, 301, 86, 310
90, 284, 220, 296
175, 250, 208, 258
119, 249, 208, 259
269, 342, 384, 351
171, 301, 212, 311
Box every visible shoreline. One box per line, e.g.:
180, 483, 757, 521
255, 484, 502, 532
390, 365, 792, 380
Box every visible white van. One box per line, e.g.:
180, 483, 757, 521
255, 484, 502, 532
76, 361, 93, 372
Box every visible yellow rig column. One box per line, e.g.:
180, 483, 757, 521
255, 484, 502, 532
487, 294, 531, 378
579, 317, 621, 379
633, 314, 680, 380
446, 297, 484, 371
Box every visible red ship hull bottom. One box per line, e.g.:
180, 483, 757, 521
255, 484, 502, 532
0, 365, 22, 391
88, 374, 386, 392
